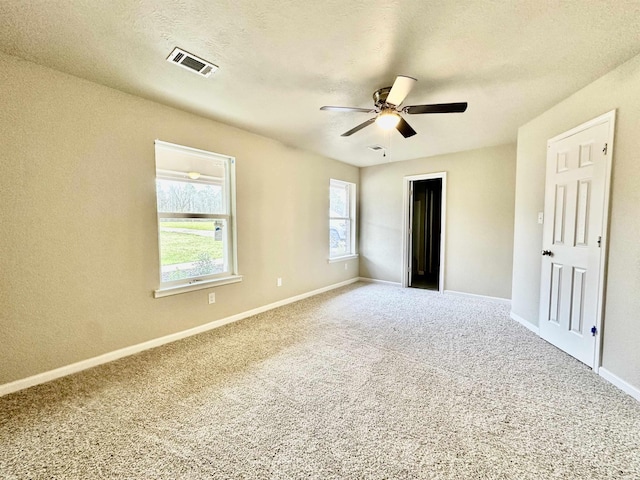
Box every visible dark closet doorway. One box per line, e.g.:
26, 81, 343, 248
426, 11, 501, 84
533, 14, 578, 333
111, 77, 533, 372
410, 178, 442, 291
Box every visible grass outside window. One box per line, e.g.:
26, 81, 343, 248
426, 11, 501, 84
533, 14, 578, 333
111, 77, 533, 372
159, 231, 223, 265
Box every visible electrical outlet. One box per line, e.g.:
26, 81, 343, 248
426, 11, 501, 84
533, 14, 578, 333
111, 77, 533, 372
345, 263, 348, 270
277, 277, 282, 287
208, 292, 216, 304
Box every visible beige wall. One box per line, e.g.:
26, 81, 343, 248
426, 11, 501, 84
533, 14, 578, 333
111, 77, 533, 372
0, 53, 359, 385
512, 52, 640, 390
359, 144, 517, 299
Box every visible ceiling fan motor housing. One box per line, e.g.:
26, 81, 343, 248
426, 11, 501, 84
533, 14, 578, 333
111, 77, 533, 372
373, 87, 393, 108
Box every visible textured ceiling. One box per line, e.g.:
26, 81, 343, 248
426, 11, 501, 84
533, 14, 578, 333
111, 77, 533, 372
1, 0, 639, 166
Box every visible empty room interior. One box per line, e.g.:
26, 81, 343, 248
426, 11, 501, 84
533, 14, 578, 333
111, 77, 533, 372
2, 1, 640, 478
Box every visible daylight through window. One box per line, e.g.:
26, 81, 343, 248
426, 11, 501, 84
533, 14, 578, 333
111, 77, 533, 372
329, 179, 356, 259
154, 141, 238, 294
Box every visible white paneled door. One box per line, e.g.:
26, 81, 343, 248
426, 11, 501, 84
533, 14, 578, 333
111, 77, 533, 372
539, 112, 614, 368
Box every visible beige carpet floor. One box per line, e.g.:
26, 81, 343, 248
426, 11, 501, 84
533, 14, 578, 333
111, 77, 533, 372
1, 282, 639, 479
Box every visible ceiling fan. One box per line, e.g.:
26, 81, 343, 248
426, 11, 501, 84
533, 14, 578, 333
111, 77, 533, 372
320, 75, 467, 138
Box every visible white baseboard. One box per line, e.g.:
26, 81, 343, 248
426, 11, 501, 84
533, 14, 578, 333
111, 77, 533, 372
509, 311, 540, 335
0, 277, 360, 398
444, 290, 511, 304
599, 367, 640, 402
358, 277, 401, 287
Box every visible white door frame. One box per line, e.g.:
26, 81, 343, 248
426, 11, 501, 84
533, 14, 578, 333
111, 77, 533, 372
401, 172, 447, 292
544, 110, 616, 372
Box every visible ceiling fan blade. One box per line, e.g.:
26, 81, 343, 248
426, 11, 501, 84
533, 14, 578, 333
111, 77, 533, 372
320, 106, 375, 113
405, 102, 468, 114
341, 118, 376, 136
396, 117, 417, 138
386, 75, 417, 107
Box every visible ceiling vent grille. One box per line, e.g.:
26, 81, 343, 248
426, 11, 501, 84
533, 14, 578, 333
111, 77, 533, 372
367, 145, 385, 151
167, 47, 218, 78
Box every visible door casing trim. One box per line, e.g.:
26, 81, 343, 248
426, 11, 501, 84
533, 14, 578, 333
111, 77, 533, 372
402, 172, 447, 292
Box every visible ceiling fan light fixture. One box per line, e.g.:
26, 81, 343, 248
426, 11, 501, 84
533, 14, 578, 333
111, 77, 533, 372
375, 111, 401, 130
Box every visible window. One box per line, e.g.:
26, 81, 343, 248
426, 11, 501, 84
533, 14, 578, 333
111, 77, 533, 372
154, 141, 240, 297
329, 179, 357, 259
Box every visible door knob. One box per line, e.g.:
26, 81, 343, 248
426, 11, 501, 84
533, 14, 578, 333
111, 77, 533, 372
542, 250, 553, 256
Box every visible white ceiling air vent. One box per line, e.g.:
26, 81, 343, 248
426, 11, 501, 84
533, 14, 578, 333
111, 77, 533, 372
367, 145, 385, 151
167, 47, 218, 78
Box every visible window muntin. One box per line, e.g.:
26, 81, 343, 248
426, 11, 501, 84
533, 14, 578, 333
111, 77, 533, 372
155, 141, 237, 290
330, 179, 356, 258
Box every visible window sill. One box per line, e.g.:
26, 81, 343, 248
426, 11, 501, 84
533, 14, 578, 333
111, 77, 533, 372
154, 275, 243, 298
328, 254, 359, 264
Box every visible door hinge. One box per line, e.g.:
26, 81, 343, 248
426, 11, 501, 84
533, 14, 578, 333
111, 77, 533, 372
597, 236, 602, 248
603, 143, 608, 155
590, 326, 598, 336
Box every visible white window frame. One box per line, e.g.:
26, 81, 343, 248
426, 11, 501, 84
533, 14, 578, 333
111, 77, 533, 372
329, 178, 358, 262
154, 140, 241, 298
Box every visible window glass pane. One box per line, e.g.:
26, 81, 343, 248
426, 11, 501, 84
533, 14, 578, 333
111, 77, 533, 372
330, 219, 350, 257
156, 179, 224, 214
330, 183, 349, 218
159, 218, 227, 282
